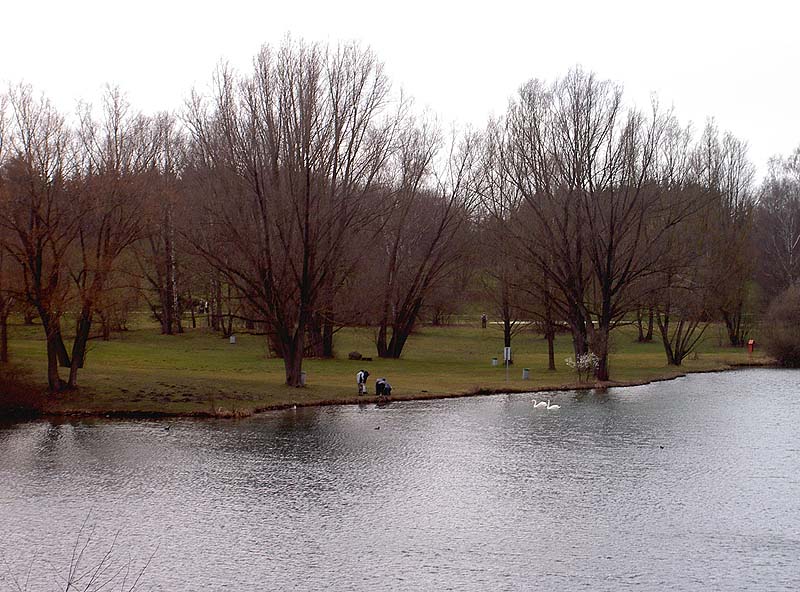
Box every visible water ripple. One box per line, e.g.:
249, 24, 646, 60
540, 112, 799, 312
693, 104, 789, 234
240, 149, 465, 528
1, 369, 799, 590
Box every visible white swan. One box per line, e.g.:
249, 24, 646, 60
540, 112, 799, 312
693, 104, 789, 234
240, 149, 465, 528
546, 400, 560, 410
533, 399, 547, 408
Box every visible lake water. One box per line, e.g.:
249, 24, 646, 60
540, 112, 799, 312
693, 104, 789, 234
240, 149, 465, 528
1, 369, 799, 591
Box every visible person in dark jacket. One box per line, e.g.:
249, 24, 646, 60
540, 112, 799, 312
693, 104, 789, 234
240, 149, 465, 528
375, 378, 392, 398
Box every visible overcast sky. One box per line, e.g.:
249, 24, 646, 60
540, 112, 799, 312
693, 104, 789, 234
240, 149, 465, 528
2, 0, 797, 177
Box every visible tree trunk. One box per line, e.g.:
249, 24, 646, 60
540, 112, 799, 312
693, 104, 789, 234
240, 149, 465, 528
645, 306, 654, 341
592, 325, 611, 381
68, 310, 93, 388
283, 333, 305, 386
267, 332, 285, 359
222, 314, 233, 338
570, 321, 588, 359
380, 299, 422, 359
189, 290, 197, 329
165, 201, 182, 335
656, 308, 678, 366
160, 284, 174, 335
39, 309, 71, 368
722, 307, 746, 347
636, 308, 645, 342
322, 319, 334, 358
211, 279, 222, 332
386, 329, 410, 358
306, 314, 325, 357
101, 312, 111, 341
503, 317, 513, 365
221, 284, 234, 338
543, 285, 556, 371
46, 334, 65, 392
546, 327, 555, 371
376, 320, 389, 358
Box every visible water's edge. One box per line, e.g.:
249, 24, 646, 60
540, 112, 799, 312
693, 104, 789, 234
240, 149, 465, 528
17, 360, 772, 422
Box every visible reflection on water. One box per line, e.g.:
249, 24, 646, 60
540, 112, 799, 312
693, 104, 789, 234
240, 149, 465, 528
1, 369, 800, 591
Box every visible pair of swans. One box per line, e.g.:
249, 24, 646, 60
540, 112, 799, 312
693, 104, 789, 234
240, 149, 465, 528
532, 399, 560, 410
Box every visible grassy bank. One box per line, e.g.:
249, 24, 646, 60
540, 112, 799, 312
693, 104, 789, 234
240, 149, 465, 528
1, 317, 767, 417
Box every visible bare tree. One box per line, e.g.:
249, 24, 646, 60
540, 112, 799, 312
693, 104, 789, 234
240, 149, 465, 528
652, 187, 714, 366
133, 112, 186, 335
0, 85, 76, 391
693, 121, 756, 347
186, 39, 399, 385
2, 515, 155, 592
756, 145, 800, 300
494, 69, 703, 380
475, 121, 560, 369
369, 126, 477, 358
63, 88, 151, 386
476, 219, 530, 363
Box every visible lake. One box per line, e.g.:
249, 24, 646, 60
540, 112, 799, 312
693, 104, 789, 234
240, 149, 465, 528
1, 369, 799, 591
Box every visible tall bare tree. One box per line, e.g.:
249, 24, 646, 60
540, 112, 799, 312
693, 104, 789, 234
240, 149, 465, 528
133, 112, 186, 335
693, 121, 756, 347
370, 126, 477, 358
475, 217, 530, 363
756, 145, 800, 300
63, 88, 151, 386
652, 187, 714, 366
492, 69, 705, 380
0, 85, 75, 390
186, 39, 399, 385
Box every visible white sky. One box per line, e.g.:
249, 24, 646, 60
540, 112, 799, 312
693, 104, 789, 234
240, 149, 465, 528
2, 0, 798, 178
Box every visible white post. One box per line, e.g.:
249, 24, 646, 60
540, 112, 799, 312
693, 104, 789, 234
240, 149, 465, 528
504, 346, 511, 382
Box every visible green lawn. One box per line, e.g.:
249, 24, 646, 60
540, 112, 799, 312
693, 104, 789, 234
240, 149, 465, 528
1, 316, 765, 417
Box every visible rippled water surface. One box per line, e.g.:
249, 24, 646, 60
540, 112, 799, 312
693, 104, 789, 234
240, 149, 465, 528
2, 369, 800, 590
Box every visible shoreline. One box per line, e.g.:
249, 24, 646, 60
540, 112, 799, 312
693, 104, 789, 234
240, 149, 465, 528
5, 359, 772, 422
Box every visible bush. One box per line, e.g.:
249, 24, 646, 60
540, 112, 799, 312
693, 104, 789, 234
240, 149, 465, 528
763, 285, 800, 367
565, 351, 599, 382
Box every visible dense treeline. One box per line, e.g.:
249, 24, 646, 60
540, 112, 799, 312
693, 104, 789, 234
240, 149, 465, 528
1, 38, 798, 392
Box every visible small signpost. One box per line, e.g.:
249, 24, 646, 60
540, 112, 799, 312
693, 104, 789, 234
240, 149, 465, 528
504, 346, 511, 382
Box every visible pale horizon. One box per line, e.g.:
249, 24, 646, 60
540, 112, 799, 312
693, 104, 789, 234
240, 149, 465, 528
2, 0, 798, 178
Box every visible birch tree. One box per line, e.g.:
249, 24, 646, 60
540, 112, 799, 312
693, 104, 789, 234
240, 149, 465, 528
756, 145, 800, 300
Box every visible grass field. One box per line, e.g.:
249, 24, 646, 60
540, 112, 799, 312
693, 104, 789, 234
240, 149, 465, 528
1, 315, 766, 417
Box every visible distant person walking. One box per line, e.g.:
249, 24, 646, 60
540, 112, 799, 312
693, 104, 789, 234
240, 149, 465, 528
481, 313, 487, 329
356, 369, 370, 395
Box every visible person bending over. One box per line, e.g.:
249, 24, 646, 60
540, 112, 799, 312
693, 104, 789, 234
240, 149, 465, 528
356, 370, 370, 395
